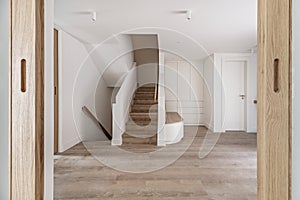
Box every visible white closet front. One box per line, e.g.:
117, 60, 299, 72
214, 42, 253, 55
164, 61, 204, 125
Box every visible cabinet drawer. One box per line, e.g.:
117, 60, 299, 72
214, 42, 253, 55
182, 113, 204, 125
178, 101, 204, 108
178, 107, 204, 114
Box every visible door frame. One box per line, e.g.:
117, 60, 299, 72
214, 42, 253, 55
54, 29, 59, 154
9, 0, 292, 199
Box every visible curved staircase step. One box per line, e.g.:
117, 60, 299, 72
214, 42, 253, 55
122, 133, 157, 145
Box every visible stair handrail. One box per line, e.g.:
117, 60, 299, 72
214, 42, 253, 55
154, 63, 159, 102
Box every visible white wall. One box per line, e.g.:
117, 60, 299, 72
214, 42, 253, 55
89, 35, 134, 87
137, 63, 157, 85
0, 0, 10, 198
59, 30, 93, 151
293, 1, 300, 199
203, 55, 214, 130
246, 54, 258, 132
72, 49, 108, 142
59, 30, 135, 151
94, 79, 114, 136
131, 35, 158, 86
45, 0, 54, 198
213, 54, 224, 132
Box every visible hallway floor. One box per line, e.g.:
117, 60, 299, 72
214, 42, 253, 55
54, 126, 257, 200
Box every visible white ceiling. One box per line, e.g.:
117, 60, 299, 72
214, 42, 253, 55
54, 0, 257, 60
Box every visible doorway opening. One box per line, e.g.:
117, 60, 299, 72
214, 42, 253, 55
52, 1, 259, 199
8, 0, 292, 199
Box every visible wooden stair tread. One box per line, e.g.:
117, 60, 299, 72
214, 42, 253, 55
135, 94, 154, 96
135, 91, 155, 94
131, 106, 158, 113
126, 120, 157, 126
134, 97, 154, 100
134, 99, 156, 102
130, 112, 158, 115
166, 112, 183, 124
122, 133, 157, 145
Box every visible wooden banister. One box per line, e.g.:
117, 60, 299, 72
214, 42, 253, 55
154, 63, 159, 101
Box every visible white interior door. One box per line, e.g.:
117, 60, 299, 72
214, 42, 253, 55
223, 61, 246, 131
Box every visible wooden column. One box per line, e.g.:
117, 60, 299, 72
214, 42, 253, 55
10, 0, 44, 199
257, 0, 292, 199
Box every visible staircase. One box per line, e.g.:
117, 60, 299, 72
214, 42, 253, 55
123, 84, 158, 145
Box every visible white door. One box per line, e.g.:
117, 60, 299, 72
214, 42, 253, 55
223, 61, 246, 131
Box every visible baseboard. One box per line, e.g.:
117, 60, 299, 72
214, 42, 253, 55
59, 136, 81, 153
246, 128, 257, 133
246, 131, 257, 134
203, 123, 214, 132
112, 139, 122, 146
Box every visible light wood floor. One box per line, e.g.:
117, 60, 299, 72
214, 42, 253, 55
54, 126, 257, 200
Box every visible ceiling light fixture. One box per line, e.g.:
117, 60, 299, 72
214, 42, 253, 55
186, 10, 192, 20
91, 11, 97, 22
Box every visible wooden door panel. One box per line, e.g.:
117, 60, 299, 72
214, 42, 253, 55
257, 0, 291, 199
11, 0, 44, 199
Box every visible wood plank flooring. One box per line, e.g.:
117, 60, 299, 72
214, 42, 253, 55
54, 126, 257, 200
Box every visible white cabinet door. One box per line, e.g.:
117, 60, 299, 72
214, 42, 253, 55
191, 66, 204, 101
165, 61, 205, 125
178, 62, 191, 101
165, 62, 178, 101
165, 101, 178, 112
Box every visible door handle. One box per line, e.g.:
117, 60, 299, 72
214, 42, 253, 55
21, 59, 26, 92
274, 58, 280, 93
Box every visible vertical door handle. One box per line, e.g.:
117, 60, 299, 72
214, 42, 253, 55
274, 58, 280, 93
21, 59, 26, 92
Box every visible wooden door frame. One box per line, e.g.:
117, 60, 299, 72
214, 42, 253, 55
9, 0, 292, 199
54, 29, 59, 154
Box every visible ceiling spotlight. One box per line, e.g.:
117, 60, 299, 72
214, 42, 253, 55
186, 10, 192, 20
91, 11, 97, 22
